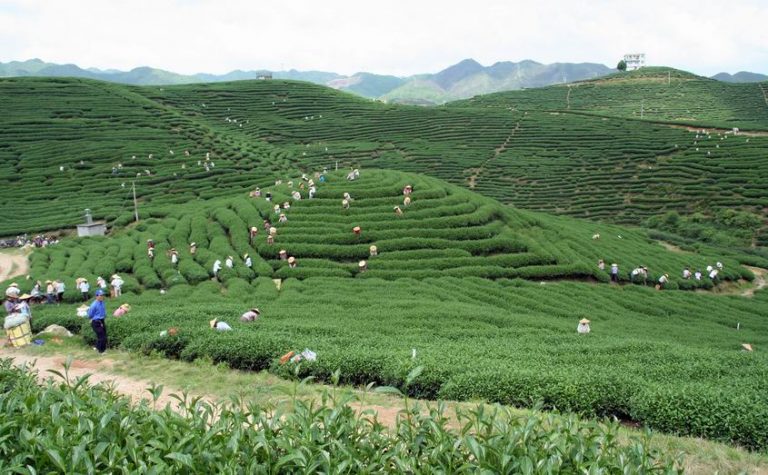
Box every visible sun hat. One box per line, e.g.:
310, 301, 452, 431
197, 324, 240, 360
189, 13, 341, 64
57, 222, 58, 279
251, 308, 261, 314
359, 260, 367, 267
279, 249, 287, 255
45, 280, 52, 284
94, 289, 105, 296
111, 274, 120, 279
243, 253, 249, 259
209, 318, 218, 328
742, 343, 753, 352
288, 256, 296, 264
19, 293, 31, 300
9, 283, 18, 287
579, 318, 590, 324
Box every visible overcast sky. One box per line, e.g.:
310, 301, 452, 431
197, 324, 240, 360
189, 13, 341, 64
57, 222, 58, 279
1, 0, 766, 77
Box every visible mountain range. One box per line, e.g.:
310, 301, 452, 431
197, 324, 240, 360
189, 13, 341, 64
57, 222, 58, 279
1, 58, 764, 105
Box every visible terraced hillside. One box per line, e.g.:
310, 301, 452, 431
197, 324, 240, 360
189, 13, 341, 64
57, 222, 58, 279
140, 77, 768, 240
0, 78, 299, 235
451, 67, 768, 129
13, 170, 748, 294
2, 76, 767, 244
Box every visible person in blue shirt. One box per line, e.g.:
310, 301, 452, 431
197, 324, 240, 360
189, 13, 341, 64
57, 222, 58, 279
87, 289, 108, 353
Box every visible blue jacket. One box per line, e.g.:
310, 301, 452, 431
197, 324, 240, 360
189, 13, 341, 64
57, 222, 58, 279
87, 300, 106, 321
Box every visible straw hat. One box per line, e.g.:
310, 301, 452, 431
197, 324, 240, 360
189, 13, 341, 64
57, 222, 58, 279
19, 294, 31, 300
78, 304, 88, 310
111, 274, 120, 279
269, 227, 277, 235
250, 226, 257, 232
75, 277, 84, 284
243, 253, 249, 259
46, 280, 52, 284
190, 242, 197, 246
664, 273, 669, 278
147, 239, 153, 242
209, 318, 218, 329
288, 256, 296, 264
121, 303, 131, 310
250, 308, 261, 315
9, 283, 18, 287
742, 343, 753, 352
370, 245, 377, 251
353, 226, 361, 233
611, 263, 618, 267
279, 249, 287, 255
359, 260, 367, 267
579, 318, 590, 324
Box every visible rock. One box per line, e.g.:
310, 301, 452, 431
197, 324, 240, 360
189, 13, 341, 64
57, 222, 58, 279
39, 325, 73, 337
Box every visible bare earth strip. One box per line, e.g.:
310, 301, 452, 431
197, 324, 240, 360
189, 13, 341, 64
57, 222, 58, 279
0, 250, 29, 282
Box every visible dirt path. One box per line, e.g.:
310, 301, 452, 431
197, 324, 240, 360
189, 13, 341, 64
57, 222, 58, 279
0, 251, 29, 282
742, 266, 767, 297
0, 350, 402, 425
0, 351, 200, 410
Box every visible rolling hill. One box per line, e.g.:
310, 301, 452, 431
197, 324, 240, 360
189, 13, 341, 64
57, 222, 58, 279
2, 74, 767, 250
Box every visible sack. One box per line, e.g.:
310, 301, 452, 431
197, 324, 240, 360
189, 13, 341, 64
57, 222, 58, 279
655, 284, 661, 290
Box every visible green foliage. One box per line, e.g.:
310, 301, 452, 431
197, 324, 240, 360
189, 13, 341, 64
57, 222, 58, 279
0, 359, 680, 472
617, 59, 627, 71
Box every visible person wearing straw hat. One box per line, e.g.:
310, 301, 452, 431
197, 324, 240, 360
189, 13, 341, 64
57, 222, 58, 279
5, 283, 20, 299
169, 249, 179, 266
577, 318, 591, 334
209, 318, 232, 331
244, 254, 252, 268
278, 213, 288, 223
393, 206, 403, 216
343, 192, 353, 202
189, 242, 197, 255
30, 280, 42, 303
269, 227, 277, 237
610, 263, 619, 283
288, 256, 298, 269
597, 259, 605, 271
110, 274, 123, 298
249, 227, 258, 245
283, 201, 291, 210
266, 234, 275, 245
96, 276, 107, 292
113, 303, 131, 318
225, 256, 234, 269
656, 273, 669, 290
291, 191, 301, 201
79, 278, 91, 301
279, 249, 288, 261
342, 198, 350, 210
88, 290, 108, 354
212, 259, 222, 277
240, 308, 261, 322
45, 280, 56, 303
274, 204, 281, 215
16, 294, 32, 320
709, 267, 719, 282
358, 260, 368, 273
369, 245, 378, 257
403, 196, 411, 207
352, 226, 361, 236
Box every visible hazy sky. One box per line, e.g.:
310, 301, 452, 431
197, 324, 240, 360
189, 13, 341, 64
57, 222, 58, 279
1, 0, 766, 76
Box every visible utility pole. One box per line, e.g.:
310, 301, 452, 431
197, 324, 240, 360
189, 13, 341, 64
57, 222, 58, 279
640, 100, 645, 119
668, 70, 671, 85
132, 181, 139, 223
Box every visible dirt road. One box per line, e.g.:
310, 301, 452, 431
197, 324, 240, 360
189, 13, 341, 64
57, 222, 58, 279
0, 250, 29, 283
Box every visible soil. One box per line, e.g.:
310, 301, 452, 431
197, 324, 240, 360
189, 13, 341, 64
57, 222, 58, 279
0, 350, 402, 426
657, 241, 690, 253
742, 266, 767, 297
0, 251, 29, 282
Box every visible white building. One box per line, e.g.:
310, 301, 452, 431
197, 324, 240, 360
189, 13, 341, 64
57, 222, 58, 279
623, 53, 646, 71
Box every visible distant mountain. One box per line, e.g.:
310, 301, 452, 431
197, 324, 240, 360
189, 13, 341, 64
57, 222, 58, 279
381, 59, 613, 104
711, 71, 768, 83
0, 58, 613, 104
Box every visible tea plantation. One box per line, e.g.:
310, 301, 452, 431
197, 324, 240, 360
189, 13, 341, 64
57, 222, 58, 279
6, 170, 768, 450
3, 72, 768, 457
2, 74, 767, 243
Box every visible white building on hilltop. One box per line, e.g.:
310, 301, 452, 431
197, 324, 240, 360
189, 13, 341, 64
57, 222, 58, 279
623, 53, 646, 71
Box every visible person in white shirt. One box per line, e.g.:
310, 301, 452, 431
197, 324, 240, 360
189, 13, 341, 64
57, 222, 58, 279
80, 279, 90, 301
225, 256, 234, 268
682, 268, 692, 279
577, 318, 591, 334
55, 280, 66, 303
657, 274, 669, 290
694, 270, 702, 281
716, 261, 723, 270
110, 275, 123, 297
244, 254, 252, 268
709, 268, 719, 281
213, 260, 222, 277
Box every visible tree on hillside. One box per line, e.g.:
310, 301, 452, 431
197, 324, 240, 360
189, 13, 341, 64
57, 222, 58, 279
617, 60, 627, 71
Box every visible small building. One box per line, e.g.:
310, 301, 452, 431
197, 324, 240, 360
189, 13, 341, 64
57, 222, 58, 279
76, 209, 106, 237
257, 73, 273, 80
623, 53, 646, 71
